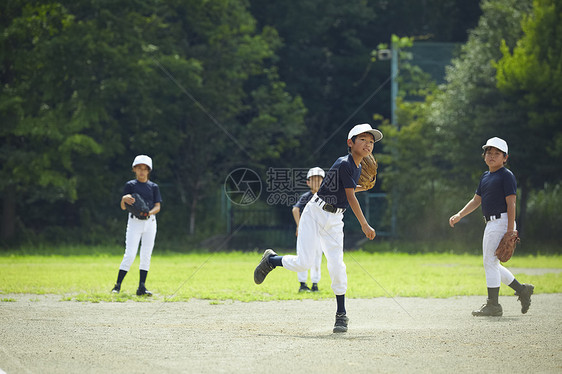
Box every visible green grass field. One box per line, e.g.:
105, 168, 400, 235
0, 251, 560, 302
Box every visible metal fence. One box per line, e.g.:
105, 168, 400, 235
225, 193, 394, 250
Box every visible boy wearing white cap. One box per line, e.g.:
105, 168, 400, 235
112, 155, 162, 296
254, 124, 382, 332
449, 137, 534, 316
292, 167, 325, 293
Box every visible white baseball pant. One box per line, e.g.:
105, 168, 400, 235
282, 197, 347, 295
297, 245, 322, 283
482, 213, 516, 287
119, 215, 157, 272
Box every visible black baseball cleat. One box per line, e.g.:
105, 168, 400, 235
311, 283, 319, 292
333, 313, 349, 333
136, 283, 152, 296
298, 283, 311, 293
515, 283, 534, 314
111, 283, 121, 294
472, 299, 502, 316
254, 249, 277, 284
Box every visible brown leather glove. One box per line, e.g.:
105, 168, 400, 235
358, 154, 378, 190
495, 231, 520, 262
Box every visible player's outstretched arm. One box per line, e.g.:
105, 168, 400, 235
449, 194, 481, 227
345, 188, 376, 240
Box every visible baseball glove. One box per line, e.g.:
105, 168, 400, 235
358, 154, 378, 190
495, 231, 520, 262
125, 193, 150, 219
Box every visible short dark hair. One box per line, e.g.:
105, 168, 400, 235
482, 147, 507, 164
348, 135, 357, 153
348, 132, 375, 152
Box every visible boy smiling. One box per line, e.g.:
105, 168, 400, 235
254, 123, 382, 332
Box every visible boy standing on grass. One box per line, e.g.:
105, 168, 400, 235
254, 123, 381, 333
292, 167, 325, 293
112, 155, 162, 296
449, 137, 534, 316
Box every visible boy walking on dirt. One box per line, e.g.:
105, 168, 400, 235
449, 137, 534, 316
254, 123, 382, 333
292, 167, 325, 293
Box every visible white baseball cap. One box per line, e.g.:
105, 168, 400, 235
348, 123, 383, 143
482, 137, 508, 154
132, 155, 153, 170
307, 167, 325, 179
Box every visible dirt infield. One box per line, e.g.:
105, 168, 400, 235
1, 294, 561, 373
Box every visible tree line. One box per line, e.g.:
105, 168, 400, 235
1, 0, 560, 250
380, 0, 561, 248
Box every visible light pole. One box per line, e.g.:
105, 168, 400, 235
390, 40, 398, 126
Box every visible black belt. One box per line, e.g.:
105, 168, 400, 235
314, 197, 345, 214
483, 213, 502, 223
131, 214, 149, 220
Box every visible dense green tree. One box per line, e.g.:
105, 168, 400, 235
1, 2, 111, 242
367, 0, 482, 42
139, 0, 306, 236
494, 0, 562, 178
249, 0, 483, 171
249, 0, 388, 169
428, 0, 535, 233
374, 36, 460, 239
494, 0, 562, 238
3, 0, 538, 248
0, 0, 306, 243
372, 0, 562, 245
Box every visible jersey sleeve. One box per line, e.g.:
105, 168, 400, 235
293, 192, 313, 209
293, 194, 307, 209
123, 181, 134, 196
503, 170, 517, 196
340, 160, 357, 189
153, 183, 163, 203
475, 173, 486, 196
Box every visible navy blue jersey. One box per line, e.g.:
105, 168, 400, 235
317, 154, 361, 209
293, 191, 314, 213
476, 167, 516, 217
123, 180, 162, 210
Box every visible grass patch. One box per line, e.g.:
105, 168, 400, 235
0, 251, 560, 302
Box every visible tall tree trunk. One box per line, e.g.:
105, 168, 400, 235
189, 179, 202, 235
518, 178, 529, 237
1, 185, 16, 241
189, 195, 197, 236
